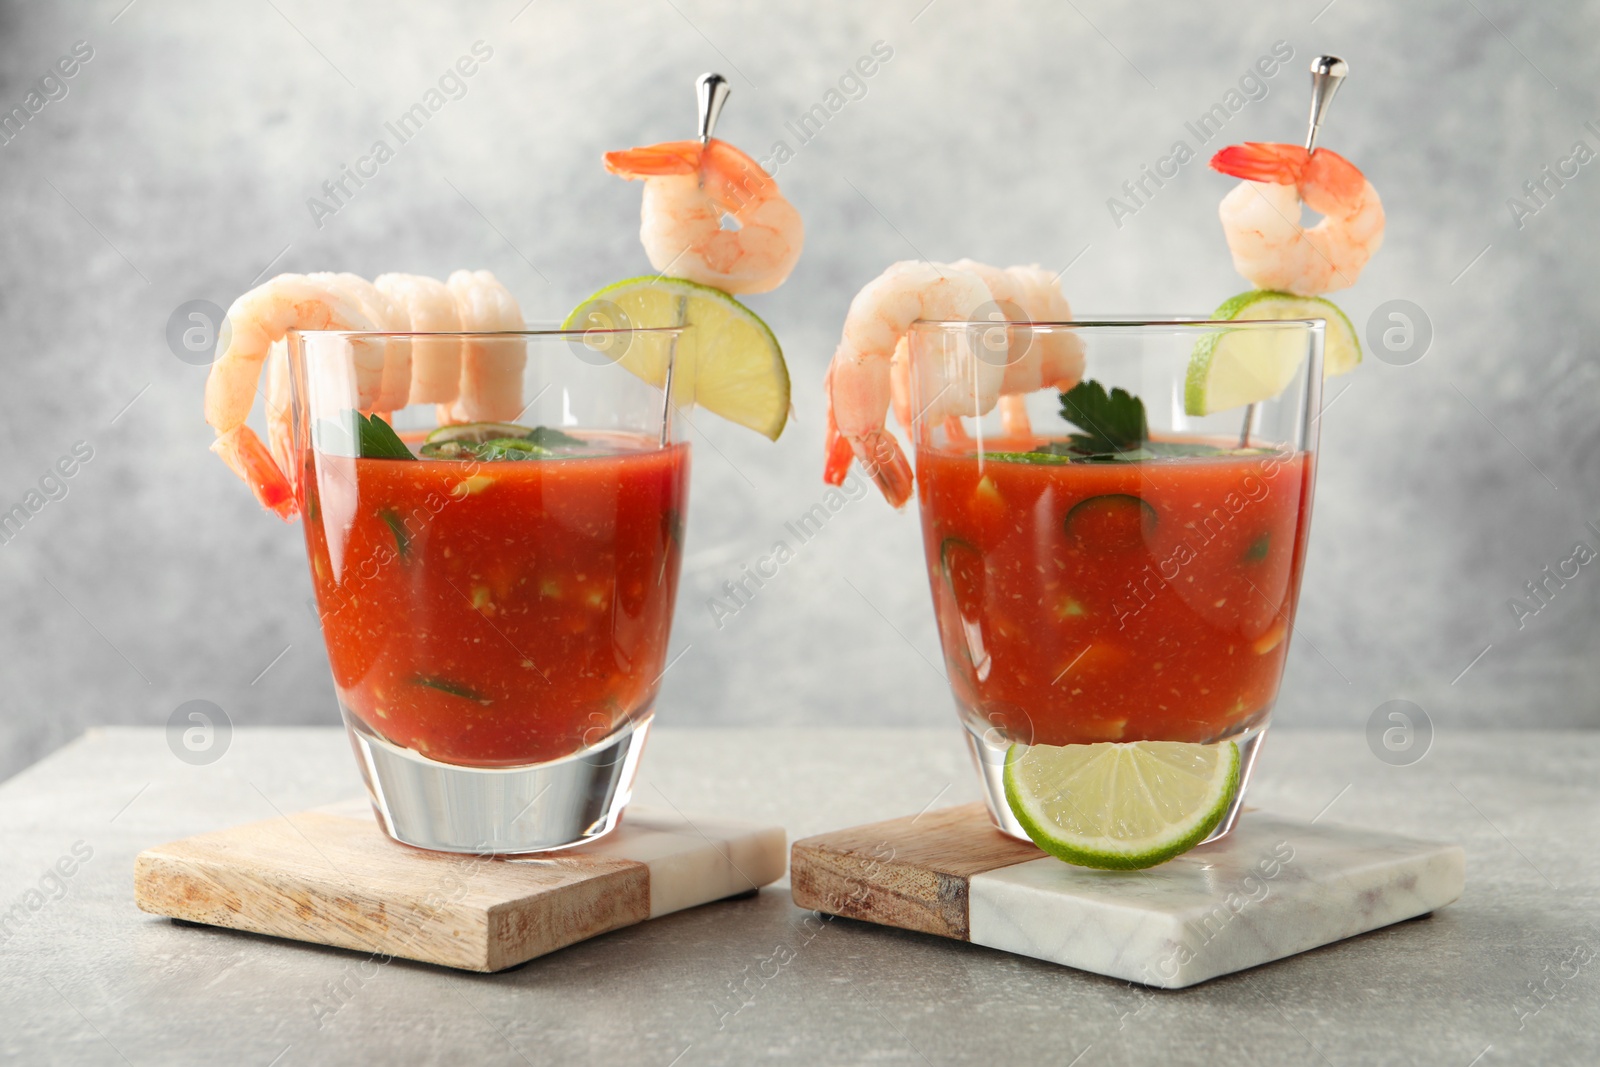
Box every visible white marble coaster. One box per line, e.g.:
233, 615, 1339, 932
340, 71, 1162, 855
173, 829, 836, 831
793, 804, 1463, 989
535, 807, 786, 919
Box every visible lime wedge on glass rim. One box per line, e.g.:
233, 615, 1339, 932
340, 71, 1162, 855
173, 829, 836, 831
1184, 290, 1361, 416
563, 276, 790, 440
1003, 740, 1240, 870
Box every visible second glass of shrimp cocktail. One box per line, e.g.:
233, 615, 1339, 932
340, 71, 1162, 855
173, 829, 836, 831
905, 317, 1322, 865
818, 60, 1371, 871
288, 324, 689, 854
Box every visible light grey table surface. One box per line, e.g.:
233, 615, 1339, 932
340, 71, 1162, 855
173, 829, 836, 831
1, 726, 1595, 1066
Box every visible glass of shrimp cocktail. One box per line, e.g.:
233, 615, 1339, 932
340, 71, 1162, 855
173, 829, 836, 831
905, 317, 1322, 864
288, 324, 689, 854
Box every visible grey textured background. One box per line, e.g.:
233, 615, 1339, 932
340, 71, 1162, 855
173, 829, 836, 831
1, 0, 1595, 780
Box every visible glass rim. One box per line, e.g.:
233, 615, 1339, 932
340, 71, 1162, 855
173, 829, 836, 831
908, 317, 1328, 330
285, 326, 686, 340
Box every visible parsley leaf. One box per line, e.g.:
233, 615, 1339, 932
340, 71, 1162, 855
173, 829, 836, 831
977, 378, 1288, 466
1059, 380, 1148, 455
357, 413, 416, 460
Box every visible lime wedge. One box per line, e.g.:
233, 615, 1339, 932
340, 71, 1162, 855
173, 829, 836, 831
424, 422, 533, 444
1185, 290, 1361, 416
564, 276, 789, 440
1004, 740, 1240, 869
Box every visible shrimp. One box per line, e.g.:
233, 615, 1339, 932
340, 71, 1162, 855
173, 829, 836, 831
375, 273, 461, 403
823, 261, 998, 508
996, 264, 1086, 434
264, 339, 293, 475
204, 274, 377, 518
1211, 142, 1384, 296
604, 138, 803, 294
445, 270, 524, 424
884, 260, 1021, 439
308, 272, 410, 410
883, 260, 1011, 435
884, 262, 1085, 439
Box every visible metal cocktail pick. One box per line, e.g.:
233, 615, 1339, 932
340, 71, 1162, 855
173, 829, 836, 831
653, 74, 731, 442
1303, 56, 1347, 153
696, 72, 730, 143
1239, 55, 1347, 448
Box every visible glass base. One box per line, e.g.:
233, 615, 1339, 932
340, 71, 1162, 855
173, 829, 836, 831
343, 707, 652, 855
962, 720, 1269, 846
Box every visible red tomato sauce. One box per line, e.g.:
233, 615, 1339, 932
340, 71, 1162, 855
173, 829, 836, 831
302, 435, 688, 766
917, 443, 1313, 746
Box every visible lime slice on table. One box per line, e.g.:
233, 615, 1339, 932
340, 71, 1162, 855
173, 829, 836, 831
563, 276, 790, 440
1004, 740, 1240, 870
1185, 290, 1361, 416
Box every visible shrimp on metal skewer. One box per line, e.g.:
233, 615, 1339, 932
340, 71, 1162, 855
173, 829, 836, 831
1211, 142, 1384, 296
204, 274, 378, 518
604, 137, 803, 294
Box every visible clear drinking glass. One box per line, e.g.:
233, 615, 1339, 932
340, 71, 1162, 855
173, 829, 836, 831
906, 318, 1322, 843
286, 327, 688, 854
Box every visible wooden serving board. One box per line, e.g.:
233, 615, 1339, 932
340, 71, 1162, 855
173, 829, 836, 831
135, 799, 785, 972
792, 803, 1464, 988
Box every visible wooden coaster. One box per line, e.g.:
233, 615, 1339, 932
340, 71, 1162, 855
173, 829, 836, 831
134, 800, 785, 972
791, 803, 1464, 988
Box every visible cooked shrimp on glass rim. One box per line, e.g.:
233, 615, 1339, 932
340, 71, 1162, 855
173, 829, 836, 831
204, 274, 375, 518
822, 259, 1084, 508
203, 268, 525, 519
